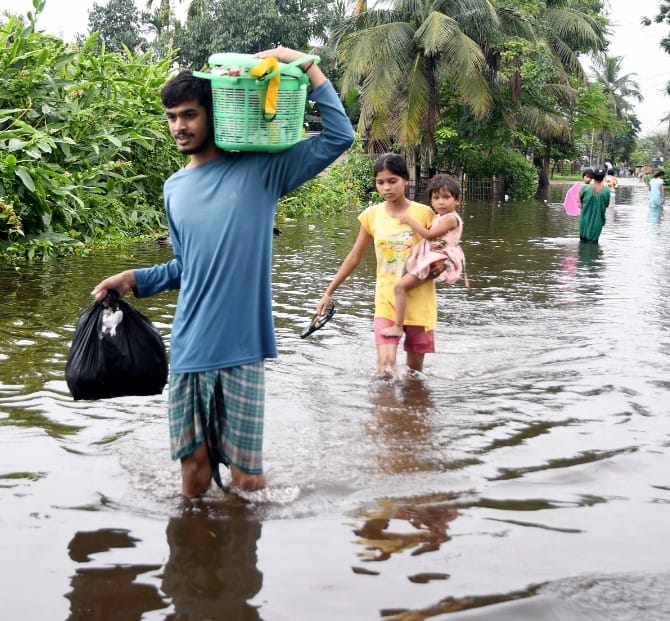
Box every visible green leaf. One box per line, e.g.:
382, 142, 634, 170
8, 138, 28, 151
15, 168, 36, 192
104, 134, 123, 147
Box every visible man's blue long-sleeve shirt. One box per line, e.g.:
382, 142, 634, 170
133, 80, 355, 373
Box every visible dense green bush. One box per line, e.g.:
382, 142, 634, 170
0, 9, 371, 262
462, 148, 538, 200
0, 12, 182, 261
277, 136, 374, 220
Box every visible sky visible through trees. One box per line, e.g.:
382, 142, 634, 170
4, 0, 670, 134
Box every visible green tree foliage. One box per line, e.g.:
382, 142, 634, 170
631, 132, 666, 168
491, 0, 607, 188
141, 0, 179, 60
331, 0, 607, 190
589, 54, 642, 164
572, 80, 610, 136
0, 10, 182, 260
333, 0, 497, 173
86, 0, 143, 53
592, 54, 641, 120
172, 0, 334, 68
608, 117, 639, 167
462, 149, 537, 200
642, 1, 670, 54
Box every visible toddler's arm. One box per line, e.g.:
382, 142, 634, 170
398, 214, 432, 238
399, 213, 458, 240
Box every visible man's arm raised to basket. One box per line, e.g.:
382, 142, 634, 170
254, 46, 326, 90
253, 47, 354, 196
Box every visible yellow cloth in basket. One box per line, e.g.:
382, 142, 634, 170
249, 57, 280, 118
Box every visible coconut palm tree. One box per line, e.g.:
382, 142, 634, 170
591, 53, 642, 164
332, 0, 499, 176
332, 0, 607, 187
143, 0, 207, 34
144, 0, 172, 33
592, 54, 641, 119
490, 0, 607, 187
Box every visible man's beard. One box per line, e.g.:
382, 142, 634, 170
176, 133, 210, 155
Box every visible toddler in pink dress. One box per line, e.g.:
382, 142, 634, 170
381, 174, 467, 338
405, 211, 465, 284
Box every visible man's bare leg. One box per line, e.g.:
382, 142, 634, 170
180, 442, 212, 499
231, 465, 267, 491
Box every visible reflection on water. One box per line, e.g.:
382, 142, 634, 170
66, 529, 166, 619
366, 377, 437, 474
2, 178, 670, 620
649, 206, 663, 225
577, 239, 602, 265
353, 493, 457, 563
162, 504, 263, 620
64, 504, 263, 620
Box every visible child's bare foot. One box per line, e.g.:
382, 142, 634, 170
375, 364, 396, 379
380, 324, 404, 337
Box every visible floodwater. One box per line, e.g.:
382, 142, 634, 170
1, 177, 670, 620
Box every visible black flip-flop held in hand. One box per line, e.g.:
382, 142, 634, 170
300, 301, 336, 338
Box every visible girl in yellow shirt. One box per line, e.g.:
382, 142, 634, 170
316, 153, 437, 377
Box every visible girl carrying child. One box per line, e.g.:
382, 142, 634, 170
316, 154, 438, 376
381, 174, 467, 338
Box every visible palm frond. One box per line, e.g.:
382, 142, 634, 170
415, 12, 492, 115
446, 0, 500, 41
517, 105, 572, 142
330, 5, 409, 45
495, 5, 536, 41
339, 22, 414, 93
396, 56, 433, 145
543, 82, 578, 107
545, 35, 584, 79
542, 7, 606, 54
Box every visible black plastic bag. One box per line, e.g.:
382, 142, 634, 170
65, 290, 168, 400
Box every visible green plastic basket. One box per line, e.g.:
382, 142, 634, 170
193, 53, 319, 153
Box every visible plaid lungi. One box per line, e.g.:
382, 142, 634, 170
168, 362, 265, 485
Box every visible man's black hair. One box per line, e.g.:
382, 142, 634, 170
160, 70, 212, 114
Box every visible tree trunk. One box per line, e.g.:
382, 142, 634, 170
534, 151, 550, 190
543, 150, 551, 183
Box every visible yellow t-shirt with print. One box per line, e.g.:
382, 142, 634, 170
358, 201, 437, 330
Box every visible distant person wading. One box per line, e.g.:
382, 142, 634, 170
649, 170, 665, 209
578, 167, 610, 244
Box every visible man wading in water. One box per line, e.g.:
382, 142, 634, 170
92, 47, 354, 497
